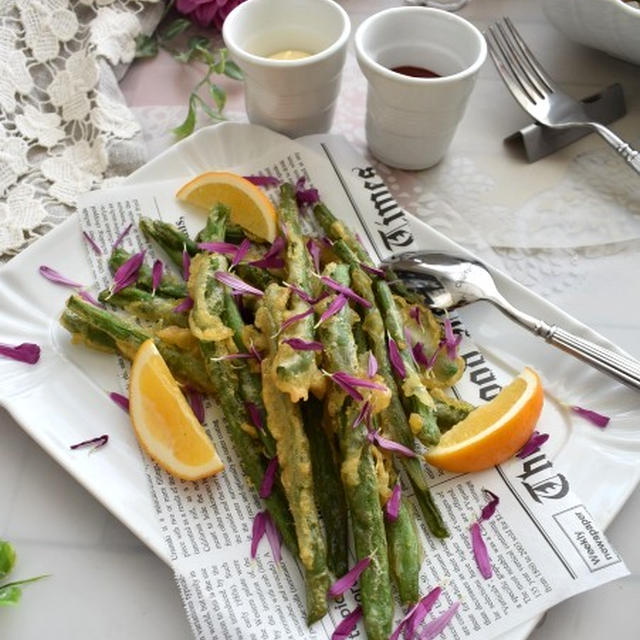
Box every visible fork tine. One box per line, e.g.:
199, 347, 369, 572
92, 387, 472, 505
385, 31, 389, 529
502, 17, 555, 94
485, 25, 539, 108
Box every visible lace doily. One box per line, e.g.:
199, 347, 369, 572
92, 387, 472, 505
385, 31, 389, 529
0, 0, 164, 260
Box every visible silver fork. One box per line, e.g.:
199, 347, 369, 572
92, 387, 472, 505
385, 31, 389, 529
486, 17, 640, 174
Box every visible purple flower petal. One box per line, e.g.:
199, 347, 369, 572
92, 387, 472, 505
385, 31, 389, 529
368, 352, 378, 378
69, 434, 108, 452
231, 238, 251, 268
0, 342, 40, 364
360, 262, 385, 278
244, 175, 280, 187
404, 327, 418, 366
109, 392, 129, 412
173, 296, 194, 312
283, 281, 316, 305
418, 601, 460, 640
264, 512, 282, 563
479, 489, 500, 522
112, 223, 132, 250
315, 293, 348, 328
328, 557, 371, 598
385, 483, 401, 522
77, 289, 104, 308
517, 431, 550, 459
389, 602, 420, 640
331, 606, 363, 640
330, 371, 388, 403
249, 342, 263, 363
82, 231, 102, 255
197, 241, 240, 255
214, 271, 263, 297
282, 338, 323, 352
405, 586, 442, 638
250, 511, 267, 559
351, 400, 372, 430
470, 521, 492, 579
388, 337, 407, 379
295, 176, 319, 207
186, 389, 205, 424
259, 456, 278, 499
110, 251, 146, 296
320, 276, 371, 308
281, 306, 314, 332
151, 260, 164, 295
246, 402, 264, 431
212, 352, 254, 362
409, 305, 422, 328
571, 405, 610, 428
39, 265, 83, 288
413, 342, 439, 370
443, 317, 462, 360
306, 238, 321, 273
182, 248, 191, 281
368, 432, 417, 457
249, 236, 286, 270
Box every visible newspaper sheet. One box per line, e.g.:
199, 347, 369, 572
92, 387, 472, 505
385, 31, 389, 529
77, 131, 628, 640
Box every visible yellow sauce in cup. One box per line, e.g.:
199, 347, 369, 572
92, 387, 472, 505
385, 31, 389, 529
268, 49, 312, 60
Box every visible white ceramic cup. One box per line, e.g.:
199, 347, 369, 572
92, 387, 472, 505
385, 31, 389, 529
355, 7, 487, 170
222, 0, 350, 138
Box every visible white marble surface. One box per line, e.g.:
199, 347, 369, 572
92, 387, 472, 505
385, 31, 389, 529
2, 0, 640, 638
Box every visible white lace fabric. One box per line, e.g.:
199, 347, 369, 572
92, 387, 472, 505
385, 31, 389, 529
0, 0, 163, 260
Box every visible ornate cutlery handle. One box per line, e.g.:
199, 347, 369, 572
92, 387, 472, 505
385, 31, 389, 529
592, 123, 640, 175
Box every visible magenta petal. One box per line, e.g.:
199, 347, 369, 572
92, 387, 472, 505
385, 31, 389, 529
404, 327, 417, 366
182, 248, 191, 281
418, 601, 460, 640
283, 281, 316, 305
388, 337, 407, 379
69, 434, 108, 451
264, 512, 282, 563
244, 175, 280, 187
443, 317, 462, 360
259, 456, 278, 499
281, 306, 314, 332
517, 431, 550, 459
214, 271, 263, 297
405, 586, 442, 638
409, 305, 422, 328
111, 250, 146, 295
186, 389, 205, 424
571, 405, 610, 428
231, 238, 251, 268
77, 289, 104, 308
331, 606, 363, 640
173, 296, 194, 312
250, 511, 267, 559
331, 372, 364, 402
320, 276, 371, 308
385, 483, 401, 522
249, 343, 263, 363
213, 352, 254, 362
470, 522, 492, 579
151, 260, 164, 295
0, 342, 40, 364
351, 400, 372, 430
112, 222, 132, 249
370, 432, 416, 458
367, 352, 378, 378
198, 241, 240, 255
306, 238, 321, 273
250, 236, 285, 270
332, 371, 387, 393
360, 262, 385, 278
328, 557, 371, 598
413, 342, 439, 370
109, 392, 130, 413
315, 293, 347, 327
39, 265, 83, 288
282, 338, 323, 351
82, 231, 102, 255
246, 402, 264, 431
479, 489, 500, 522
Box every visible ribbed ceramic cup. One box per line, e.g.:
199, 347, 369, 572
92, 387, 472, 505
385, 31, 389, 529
223, 0, 350, 138
355, 7, 486, 170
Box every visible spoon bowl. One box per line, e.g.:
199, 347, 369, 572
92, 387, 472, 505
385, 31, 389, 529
383, 251, 640, 391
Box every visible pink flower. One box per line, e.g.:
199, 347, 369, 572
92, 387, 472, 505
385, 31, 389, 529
176, 0, 246, 30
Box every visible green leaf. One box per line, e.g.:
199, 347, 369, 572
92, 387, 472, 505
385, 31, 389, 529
159, 18, 192, 42
223, 60, 244, 81
0, 585, 21, 607
0, 541, 16, 580
172, 97, 197, 139
134, 34, 158, 59
213, 48, 227, 75
209, 83, 226, 112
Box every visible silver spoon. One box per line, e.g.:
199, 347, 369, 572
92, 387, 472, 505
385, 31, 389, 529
383, 251, 640, 391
